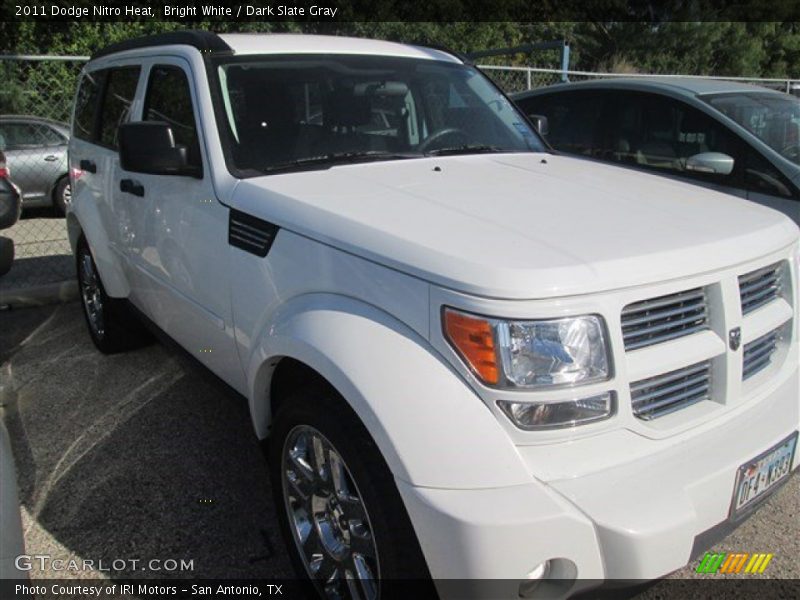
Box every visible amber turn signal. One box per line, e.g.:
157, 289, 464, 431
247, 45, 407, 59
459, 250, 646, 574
443, 308, 499, 385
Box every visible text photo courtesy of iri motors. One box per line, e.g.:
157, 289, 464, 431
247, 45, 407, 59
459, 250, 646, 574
1, 9, 799, 600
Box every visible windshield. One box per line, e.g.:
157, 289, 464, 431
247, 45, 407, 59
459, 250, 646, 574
211, 54, 544, 175
706, 92, 800, 165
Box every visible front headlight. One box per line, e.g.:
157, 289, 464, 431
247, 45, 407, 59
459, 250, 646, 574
443, 308, 611, 389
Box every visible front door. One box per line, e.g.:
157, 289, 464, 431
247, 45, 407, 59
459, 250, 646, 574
122, 59, 245, 393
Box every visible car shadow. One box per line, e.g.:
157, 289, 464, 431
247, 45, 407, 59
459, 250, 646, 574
1, 302, 292, 579
0, 254, 75, 290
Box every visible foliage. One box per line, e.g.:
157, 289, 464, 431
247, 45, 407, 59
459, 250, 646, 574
2, 20, 798, 139
1, 21, 799, 84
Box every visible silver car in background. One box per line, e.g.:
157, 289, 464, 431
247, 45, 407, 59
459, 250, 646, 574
512, 79, 800, 224
0, 115, 71, 215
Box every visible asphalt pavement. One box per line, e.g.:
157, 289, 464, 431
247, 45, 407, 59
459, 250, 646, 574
1, 302, 291, 582
0, 302, 797, 597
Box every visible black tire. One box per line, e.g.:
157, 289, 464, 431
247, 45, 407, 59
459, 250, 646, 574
76, 237, 151, 353
53, 176, 70, 216
269, 382, 434, 600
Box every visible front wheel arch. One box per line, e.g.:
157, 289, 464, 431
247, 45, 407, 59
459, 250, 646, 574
269, 357, 329, 423
247, 294, 531, 490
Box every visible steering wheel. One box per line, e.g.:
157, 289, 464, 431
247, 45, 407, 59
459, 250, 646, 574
780, 143, 800, 162
417, 128, 469, 154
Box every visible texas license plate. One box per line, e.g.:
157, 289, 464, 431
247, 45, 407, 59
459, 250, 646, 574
730, 432, 797, 517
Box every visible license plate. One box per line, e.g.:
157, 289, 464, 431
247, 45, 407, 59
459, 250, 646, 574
730, 432, 797, 517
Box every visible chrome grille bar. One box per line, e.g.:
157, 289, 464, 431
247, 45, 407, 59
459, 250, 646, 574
743, 329, 781, 380
739, 263, 783, 315
631, 361, 712, 420
622, 288, 709, 351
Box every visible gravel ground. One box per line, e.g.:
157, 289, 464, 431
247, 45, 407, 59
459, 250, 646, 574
1, 302, 798, 599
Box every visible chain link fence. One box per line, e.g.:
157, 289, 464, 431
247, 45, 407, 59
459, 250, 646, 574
1, 54, 799, 304
0, 55, 87, 301
479, 65, 566, 93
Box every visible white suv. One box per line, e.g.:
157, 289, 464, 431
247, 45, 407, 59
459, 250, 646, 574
67, 31, 799, 598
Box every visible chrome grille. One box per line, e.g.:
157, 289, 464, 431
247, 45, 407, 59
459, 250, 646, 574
631, 361, 712, 420
739, 263, 783, 315
743, 328, 781, 380
621, 288, 708, 351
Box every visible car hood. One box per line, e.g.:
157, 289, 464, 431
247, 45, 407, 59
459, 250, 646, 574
228, 153, 799, 299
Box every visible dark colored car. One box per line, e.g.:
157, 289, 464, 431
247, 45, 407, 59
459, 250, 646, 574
512, 78, 800, 225
0, 150, 21, 276
0, 115, 71, 214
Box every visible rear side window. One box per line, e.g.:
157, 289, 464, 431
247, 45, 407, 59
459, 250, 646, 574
98, 67, 141, 149
0, 123, 41, 149
143, 65, 201, 168
74, 70, 104, 141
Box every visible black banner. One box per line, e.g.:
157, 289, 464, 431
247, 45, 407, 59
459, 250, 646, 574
3, 0, 800, 22
3, 579, 800, 600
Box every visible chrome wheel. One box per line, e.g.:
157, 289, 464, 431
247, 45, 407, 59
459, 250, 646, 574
282, 425, 379, 600
79, 252, 105, 338
62, 183, 72, 207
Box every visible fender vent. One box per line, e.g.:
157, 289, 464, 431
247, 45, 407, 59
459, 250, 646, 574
229, 209, 279, 257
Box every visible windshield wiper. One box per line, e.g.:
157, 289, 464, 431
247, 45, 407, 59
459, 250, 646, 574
264, 151, 421, 173
425, 144, 506, 157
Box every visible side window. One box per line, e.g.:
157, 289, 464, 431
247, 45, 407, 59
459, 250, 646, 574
98, 67, 140, 149
143, 65, 201, 168
745, 149, 796, 199
621, 94, 742, 182
596, 92, 641, 164
74, 70, 104, 142
522, 91, 603, 156
0, 123, 41, 149
35, 124, 66, 146
633, 96, 680, 169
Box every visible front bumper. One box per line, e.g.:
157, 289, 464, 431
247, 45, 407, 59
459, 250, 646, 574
398, 366, 799, 594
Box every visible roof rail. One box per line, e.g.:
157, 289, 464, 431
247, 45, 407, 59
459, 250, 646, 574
91, 30, 233, 60
407, 41, 470, 64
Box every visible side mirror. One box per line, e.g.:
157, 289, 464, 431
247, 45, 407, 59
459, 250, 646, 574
685, 152, 734, 176
119, 121, 201, 177
527, 114, 549, 137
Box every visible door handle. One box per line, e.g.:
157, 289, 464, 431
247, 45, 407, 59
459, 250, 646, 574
44, 155, 58, 162
120, 179, 145, 197
79, 159, 97, 173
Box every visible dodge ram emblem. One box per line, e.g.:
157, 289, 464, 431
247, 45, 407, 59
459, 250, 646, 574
729, 327, 742, 351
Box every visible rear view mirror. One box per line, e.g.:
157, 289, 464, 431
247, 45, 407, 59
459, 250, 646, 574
527, 114, 549, 136
119, 122, 201, 177
355, 81, 410, 96
685, 152, 734, 176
